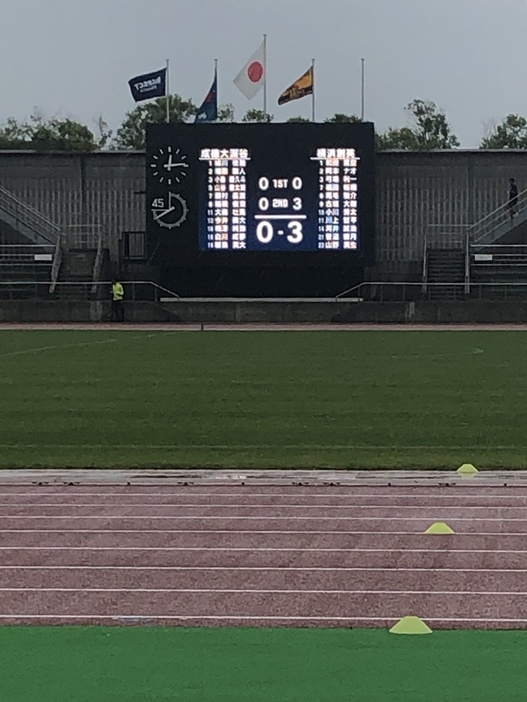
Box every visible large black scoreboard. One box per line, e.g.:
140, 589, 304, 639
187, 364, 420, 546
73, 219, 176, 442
145, 122, 375, 295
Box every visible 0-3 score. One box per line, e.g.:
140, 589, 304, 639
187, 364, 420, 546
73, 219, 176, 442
255, 176, 305, 246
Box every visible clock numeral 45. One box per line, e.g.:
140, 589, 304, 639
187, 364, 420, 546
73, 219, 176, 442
152, 198, 165, 208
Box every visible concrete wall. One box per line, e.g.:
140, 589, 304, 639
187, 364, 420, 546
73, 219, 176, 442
1, 149, 527, 273
0, 151, 144, 261
376, 150, 527, 272
2, 299, 527, 324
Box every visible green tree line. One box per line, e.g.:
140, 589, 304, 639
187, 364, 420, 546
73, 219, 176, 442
0, 99, 524, 151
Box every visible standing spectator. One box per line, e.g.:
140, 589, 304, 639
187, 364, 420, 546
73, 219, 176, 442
111, 278, 125, 322
509, 178, 519, 219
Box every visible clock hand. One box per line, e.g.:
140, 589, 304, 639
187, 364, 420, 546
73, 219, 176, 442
164, 161, 189, 170
154, 206, 175, 217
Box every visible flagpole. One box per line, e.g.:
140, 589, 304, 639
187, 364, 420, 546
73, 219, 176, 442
165, 58, 170, 123
263, 34, 268, 116
311, 58, 316, 122
215, 57, 218, 98
360, 58, 365, 121
214, 58, 219, 122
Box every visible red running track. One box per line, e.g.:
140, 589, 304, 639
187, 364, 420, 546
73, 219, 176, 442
1, 484, 527, 628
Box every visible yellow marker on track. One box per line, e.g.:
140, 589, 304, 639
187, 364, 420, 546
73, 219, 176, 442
425, 521, 455, 534
457, 463, 478, 475
389, 616, 433, 635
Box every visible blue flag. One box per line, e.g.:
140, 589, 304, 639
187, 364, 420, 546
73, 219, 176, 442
194, 70, 218, 123
128, 68, 167, 103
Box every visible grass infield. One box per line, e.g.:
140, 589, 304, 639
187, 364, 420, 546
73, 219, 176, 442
0, 626, 525, 701
2, 329, 526, 469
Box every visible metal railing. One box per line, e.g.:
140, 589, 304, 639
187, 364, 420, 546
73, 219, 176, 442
470, 243, 527, 264
336, 281, 527, 302
0, 244, 54, 265
0, 280, 180, 301
64, 223, 104, 250
91, 229, 107, 296
469, 186, 527, 245
49, 236, 63, 295
0, 184, 63, 245
422, 224, 471, 294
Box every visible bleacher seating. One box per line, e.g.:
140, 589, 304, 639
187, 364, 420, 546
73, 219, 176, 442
0, 244, 54, 299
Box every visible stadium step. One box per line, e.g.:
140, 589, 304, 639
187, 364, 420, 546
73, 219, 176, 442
426, 248, 466, 300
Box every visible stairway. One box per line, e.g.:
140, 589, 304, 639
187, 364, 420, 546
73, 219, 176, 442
56, 249, 97, 299
470, 186, 527, 247
0, 244, 54, 299
0, 184, 62, 246
426, 249, 466, 300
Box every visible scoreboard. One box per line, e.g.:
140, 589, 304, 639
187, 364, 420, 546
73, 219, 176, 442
199, 145, 360, 251
146, 122, 375, 267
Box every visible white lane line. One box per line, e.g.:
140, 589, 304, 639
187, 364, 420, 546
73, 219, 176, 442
0, 515, 526, 522
0, 615, 524, 624
0, 588, 521, 595
2, 546, 527, 554
1, 566, 527, 572
2, 492, 527, 499
0, 543, 522, 555
0, 529, 522, 536
0, 338, 117, 359
2, 503, 527, 510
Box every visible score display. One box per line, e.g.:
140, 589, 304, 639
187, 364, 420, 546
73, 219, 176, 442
199, 146, 359, 251
146, 122, 375, 264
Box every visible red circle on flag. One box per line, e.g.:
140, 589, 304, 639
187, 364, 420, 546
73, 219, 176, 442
247, 61, 264, 83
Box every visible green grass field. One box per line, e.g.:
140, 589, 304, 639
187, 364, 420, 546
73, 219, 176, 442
2, 329, 527, 469
1, 626, 525, 701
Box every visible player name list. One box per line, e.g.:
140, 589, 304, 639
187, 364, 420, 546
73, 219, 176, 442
200, 148, 249, 250
200, 146, 361, 251
314, 148, 359, 250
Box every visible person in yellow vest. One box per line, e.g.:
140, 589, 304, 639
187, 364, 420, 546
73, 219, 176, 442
111, 278, 125, 322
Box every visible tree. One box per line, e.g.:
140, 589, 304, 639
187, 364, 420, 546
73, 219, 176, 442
480, 114, 527, 149
114, 95, 196, 149
0, 117, 27, 149
31, 117, 97, 151
376, 126, 420, 150
325, 113, 362, 123
217, 104, 235, 123
242, 109, 273, 123
377, 99, 459, 151
0, 114, 98, 151
286, 116, 311, 123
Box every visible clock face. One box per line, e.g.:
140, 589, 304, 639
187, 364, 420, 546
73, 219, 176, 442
149, 145, 189, 186
151, 192, 188, 229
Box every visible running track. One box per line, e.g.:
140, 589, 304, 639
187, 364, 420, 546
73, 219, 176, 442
1, 474, 527, 629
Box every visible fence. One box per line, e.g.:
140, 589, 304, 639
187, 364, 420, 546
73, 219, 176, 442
0, 280, 179, 301
336, 281, 527, 302
469, 186, 527, 245
422, 224, 471, 292
0, 184, 62, 245
63, 224, 104, 250
0, 244, 54, 266
470, 243, 527, 265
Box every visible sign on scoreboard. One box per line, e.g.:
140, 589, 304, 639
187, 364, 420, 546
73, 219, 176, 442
146, 122, 375, 266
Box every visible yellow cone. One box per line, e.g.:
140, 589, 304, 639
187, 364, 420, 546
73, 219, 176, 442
457, 463, 478, 475
425, 521, 455, 534
389, 616, 433, 635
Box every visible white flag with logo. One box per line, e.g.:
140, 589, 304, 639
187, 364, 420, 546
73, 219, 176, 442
233, 41, 266, 100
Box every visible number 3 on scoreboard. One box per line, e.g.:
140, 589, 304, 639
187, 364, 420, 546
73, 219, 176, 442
287, 221, 303, 243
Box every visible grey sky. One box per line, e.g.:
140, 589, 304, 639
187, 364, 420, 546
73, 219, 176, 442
2, 0, 526, 146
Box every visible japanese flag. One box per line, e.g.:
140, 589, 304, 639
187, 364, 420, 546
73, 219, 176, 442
233, 41, 266, 100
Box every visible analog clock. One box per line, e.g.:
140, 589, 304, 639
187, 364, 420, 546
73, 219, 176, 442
151, 192, 188, 229
149, 145, 189, 186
